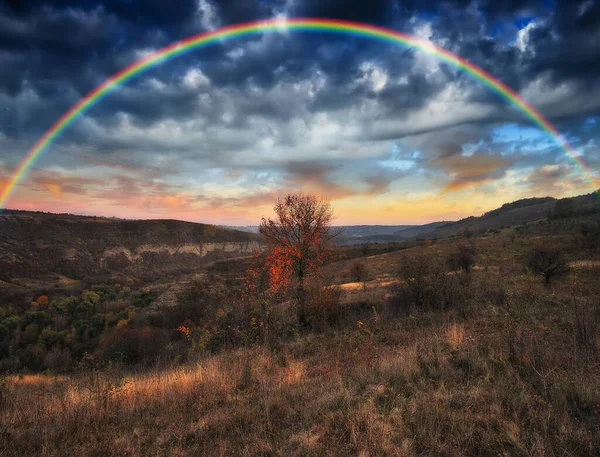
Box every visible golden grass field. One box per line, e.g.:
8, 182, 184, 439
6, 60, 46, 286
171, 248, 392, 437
2, 223, 600, 456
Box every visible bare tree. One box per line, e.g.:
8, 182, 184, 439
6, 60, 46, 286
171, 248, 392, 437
526, 245, 570, 285
259, 193, 342, 326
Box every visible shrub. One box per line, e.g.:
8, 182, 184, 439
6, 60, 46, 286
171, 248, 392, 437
348, 260, 368, 291
388, 254, 464, 314
36, 295, 49, 307
305, 277, 343, 331
526, 245, 570, 284
446, 243, 476, 273
44, 347, 72, 373
580, 221, 600, 253
98, 326, 168, 366
391, 254, 437, 314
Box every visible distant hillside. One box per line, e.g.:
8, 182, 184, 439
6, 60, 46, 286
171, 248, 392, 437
221, 225, 260, 234
482, 197, 555, 217
0, 210, 262, 280
2, 191, 598, 278
420, 191, 600, 239
426, 199, 557, 238
338, 225, 414, 237
338, 191, 600, 244
226, 225, 415, 238
392, 222, 450, 239
335, 197, 561, 245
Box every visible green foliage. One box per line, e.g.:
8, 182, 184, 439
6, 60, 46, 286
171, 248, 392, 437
130, 290, 158, 308
82, 291, 100, 304
0, 283, 162, 373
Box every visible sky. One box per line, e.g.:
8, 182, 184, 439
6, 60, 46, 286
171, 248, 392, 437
0, 0, 599, 225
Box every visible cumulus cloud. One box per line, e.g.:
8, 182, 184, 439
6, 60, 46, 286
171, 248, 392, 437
524, 164, 589, 196
1, 0, 599, 222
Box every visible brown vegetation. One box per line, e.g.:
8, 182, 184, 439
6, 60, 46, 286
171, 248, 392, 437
1, 198, 600, 456
526, 245, 570, 284
348, 259, 368, 291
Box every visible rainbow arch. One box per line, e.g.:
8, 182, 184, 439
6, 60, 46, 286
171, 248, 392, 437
1, 18, 597, 207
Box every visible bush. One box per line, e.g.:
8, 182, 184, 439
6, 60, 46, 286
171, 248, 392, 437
552, 198, 574, 219
348, 260, 368, 290
446, 243, 476, 273
305, 278, 343, 331
526, 245, 570, 284
44, 347, 72, 373
391, 254, 437, 314
98, 326, 168, 366
580, 221, 600, 253
388, 254, 465, 314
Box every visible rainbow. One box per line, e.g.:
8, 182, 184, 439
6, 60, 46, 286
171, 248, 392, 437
1, 18, 597, 207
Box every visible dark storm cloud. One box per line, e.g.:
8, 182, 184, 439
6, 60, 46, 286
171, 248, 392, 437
361, 165, 412, 196
211, 0, 280, 24
424, 0, 600, 117
278, 160, 409, 199
0, 0, 599, 197
1, 0, 201, 29
293, 0, 400, 23
525, 2, 600, 85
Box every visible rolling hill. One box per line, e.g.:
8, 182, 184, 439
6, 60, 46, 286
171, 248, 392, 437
0, 210, 262, 280
1, 191, 598, 280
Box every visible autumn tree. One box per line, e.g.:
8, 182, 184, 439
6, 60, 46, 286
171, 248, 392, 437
241, 249, 293, 347
259, 193, 341, 326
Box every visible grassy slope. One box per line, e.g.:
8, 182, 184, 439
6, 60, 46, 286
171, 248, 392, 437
2, 215, 600, 456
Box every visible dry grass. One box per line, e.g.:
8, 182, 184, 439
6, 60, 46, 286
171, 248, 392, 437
445, 323, 465, 351
2, 225, 600, 456
4, 292, 600, 457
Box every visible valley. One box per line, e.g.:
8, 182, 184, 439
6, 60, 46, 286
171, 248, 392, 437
1, 192, 599, 455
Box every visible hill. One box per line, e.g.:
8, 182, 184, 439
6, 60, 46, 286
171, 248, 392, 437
0, 210, 262, 281
2, 205, 600, 456
348, 192, 600, 243
392, 221, 450, 239
423, 191, 600, 239
226, 225, 416, 244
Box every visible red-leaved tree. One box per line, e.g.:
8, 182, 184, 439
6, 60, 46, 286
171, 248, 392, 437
241, 248, 293, 345
259, 193, 341, 326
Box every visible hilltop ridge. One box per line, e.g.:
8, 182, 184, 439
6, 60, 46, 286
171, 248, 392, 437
0, 210, 262, 280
